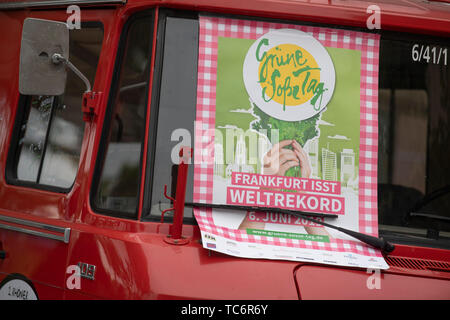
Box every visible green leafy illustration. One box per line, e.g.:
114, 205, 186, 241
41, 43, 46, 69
251, 103, 320, 177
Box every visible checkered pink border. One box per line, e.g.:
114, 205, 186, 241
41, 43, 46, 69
193, 16, 381, 257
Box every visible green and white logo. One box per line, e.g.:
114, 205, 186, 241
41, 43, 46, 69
243, 29, 335, 121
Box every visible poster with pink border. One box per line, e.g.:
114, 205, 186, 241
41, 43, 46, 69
193, 16, 388, 269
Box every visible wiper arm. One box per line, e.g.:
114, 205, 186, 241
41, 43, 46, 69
409, 212, 450, 223
186, 202, 395, 253
410, 184, 450, 214
407, 184, 450, 226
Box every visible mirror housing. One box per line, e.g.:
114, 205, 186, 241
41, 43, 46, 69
19, 18, 69, 96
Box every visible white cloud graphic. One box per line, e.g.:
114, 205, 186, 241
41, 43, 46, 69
328, 134, 351, 141
217, 125, 239, 129
318, 119, 335, 126
230, 108, 252, 114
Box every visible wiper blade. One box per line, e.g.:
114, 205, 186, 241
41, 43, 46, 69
410, 212, 450, 223
185, 202, 337, 219
407, 184, 450, 227
411, 184, 450, 213
186, 202, 395, 253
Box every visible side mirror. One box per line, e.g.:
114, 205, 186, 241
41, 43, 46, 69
19, 18, 69, 96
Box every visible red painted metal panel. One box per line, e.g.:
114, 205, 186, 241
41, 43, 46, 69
124, 0, 450, 37
296, 244, 450, 299
65, 227, 300, 299
295, 264, 450, 299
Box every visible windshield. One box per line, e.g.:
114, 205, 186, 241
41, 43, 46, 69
144, 11, 450, 251
378, 32, 450, 248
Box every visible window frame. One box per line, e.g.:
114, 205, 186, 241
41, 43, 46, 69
376, 30, 450, 249
90, 9, 155, 220
141, 8, 199, 223
5, 21, 104, 194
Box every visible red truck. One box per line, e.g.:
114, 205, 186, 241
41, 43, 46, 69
0, 0, 449, 300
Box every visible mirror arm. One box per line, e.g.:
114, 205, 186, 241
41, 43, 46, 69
52, 53, 101, 122
52, 53, 91, 92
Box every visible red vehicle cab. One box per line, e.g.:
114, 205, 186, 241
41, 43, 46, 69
0, 0, 449, 300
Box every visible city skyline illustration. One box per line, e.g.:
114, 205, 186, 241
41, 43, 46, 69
214, 136, 358, 188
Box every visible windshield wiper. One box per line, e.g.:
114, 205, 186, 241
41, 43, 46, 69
409, 212, 450, 223
167, 152, 394, 254
186, 202, 395, 253
410, 184, 450, 215
407, 184, 450, 229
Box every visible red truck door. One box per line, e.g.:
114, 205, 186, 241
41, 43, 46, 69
0, 7, 107, 299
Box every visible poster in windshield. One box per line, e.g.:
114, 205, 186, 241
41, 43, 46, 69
193, 16, 388, 269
